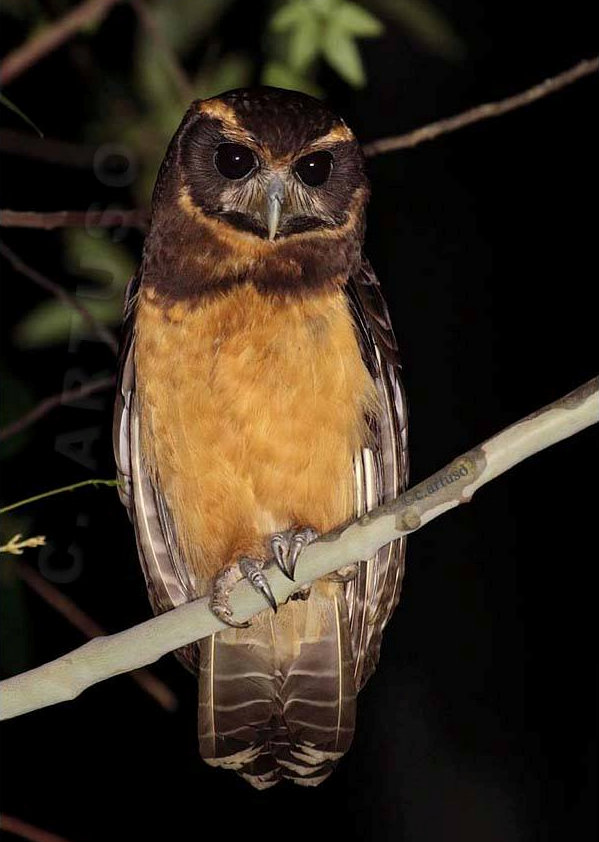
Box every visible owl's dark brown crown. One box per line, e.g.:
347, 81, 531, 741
141, 87, 369, 301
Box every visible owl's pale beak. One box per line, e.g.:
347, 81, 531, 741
265, 175, 285, 241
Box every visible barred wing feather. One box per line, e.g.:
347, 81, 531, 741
345, 259, 409, 690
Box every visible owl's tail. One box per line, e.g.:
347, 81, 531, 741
197, 582, 356, 788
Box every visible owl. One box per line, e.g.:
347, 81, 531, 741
114, 87, 408, 788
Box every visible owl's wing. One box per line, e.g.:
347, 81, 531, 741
114, 262, 407, 685
344, 258, 409, 690
113, 274, 198, 636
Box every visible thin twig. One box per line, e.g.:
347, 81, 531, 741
0, 130, 96, 168
0, 479, 119, 515
0, 209, 148, 232
0, 534, 46, 554
15, 561, 177, 711
0, 814, 71, 842
0, 241, 119, 354
129, 0, 194, 103
1, 376, 596, 721
363, 56, 599, 157
0, 376, 115, 442
0, 0, 124, 87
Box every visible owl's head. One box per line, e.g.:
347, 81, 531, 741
145, 88, 369, 297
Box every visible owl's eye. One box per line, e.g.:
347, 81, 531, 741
294, 150, 334, 187
214, 143, 257, 180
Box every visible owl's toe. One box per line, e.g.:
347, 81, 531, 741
270, 527, 319, 581
210, 557, 277, 628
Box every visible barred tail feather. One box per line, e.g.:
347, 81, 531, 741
198, 623, 280, 790
277, 584, 356, 786
197, 584, 356, 788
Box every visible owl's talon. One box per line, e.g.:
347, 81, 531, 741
271, 527, 319, 581
210, 557, 277, 627
239, 558, 277, 613
271, 532, 295, 580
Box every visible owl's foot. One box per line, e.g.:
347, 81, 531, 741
271, 527, 319, 581
210, 558, 277, 628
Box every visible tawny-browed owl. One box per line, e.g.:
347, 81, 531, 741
114, 87, 408, 788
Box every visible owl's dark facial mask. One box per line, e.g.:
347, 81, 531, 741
178, 113, 366, 241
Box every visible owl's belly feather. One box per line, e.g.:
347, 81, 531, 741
135, 282, 377, 581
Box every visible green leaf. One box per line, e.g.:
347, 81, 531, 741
64, 229, 136, 291
261, 61, 322, 97
269, 1, 308, 32
14, 230, 133, 347
336, 2, 384, 37
0, 92, 43, 137
372, 0, 465, 59
288, 16, 321, 71
310, 0, 340, 15
322, 27, 366, 87
15, 297, 123, 348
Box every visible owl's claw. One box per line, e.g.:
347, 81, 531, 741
271, 527, 319, 581
239, 558, 277, 613
210, 528, 318, 627
210, 557, 276, 628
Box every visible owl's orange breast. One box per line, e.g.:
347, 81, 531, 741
134, 282, 377, 583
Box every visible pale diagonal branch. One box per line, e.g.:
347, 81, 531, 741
0, 241, 118, 354
14, 560, 177, 711
362, 56, 599, 157
1, 376, 596, 722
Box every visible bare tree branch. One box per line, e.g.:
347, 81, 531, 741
362, 56, 599, 157
0, 0, 123, 87
0, 130, 96, 168
1, 376, 596, 722
0, 58, 593, 238
0, 814, 72, 842
0, 377, 115, 442
0, 241, 119, 354
14, 560, 177, 711
0, 209, 148, 232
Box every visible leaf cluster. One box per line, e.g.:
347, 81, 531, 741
2, 0, 462, 349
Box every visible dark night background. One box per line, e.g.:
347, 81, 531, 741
0, 1, 597, 840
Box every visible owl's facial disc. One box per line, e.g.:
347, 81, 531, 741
213, 143, 338, 241
147, 90, 371, 295
174, 90, 368, 244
